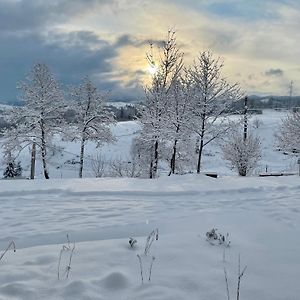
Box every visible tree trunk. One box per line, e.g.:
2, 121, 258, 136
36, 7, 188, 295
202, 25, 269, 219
197, 136, 204, 174
243, 96, 248, 142
169, 139, 177, 176
41, 121, 49, 179
153, 140, 159, 178
149, 159, 153, 179
149, 140, 159, 179
79, 137, 86, 178
197, 114, 206, 174
30, 141, 36, 180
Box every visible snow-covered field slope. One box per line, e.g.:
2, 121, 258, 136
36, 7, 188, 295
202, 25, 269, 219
0, 175, 299, 300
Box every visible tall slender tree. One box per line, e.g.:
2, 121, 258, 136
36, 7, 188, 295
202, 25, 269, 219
69, 77, 115, 178
188, 51, 242, 173
3, 63, 65, 179
138, 30, 184, 178
166, 76, 194, 175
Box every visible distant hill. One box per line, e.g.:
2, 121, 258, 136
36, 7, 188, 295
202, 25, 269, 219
232, 95, 300, 111
2, 95, 300, 113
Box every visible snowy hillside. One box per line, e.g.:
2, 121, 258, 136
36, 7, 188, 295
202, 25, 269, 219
0, 175, 299, 299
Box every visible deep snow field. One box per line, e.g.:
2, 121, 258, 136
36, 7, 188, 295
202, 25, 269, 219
0, 109, 299, 300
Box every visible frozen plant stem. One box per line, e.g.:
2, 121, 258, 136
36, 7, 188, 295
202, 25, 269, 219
237, 255, 247, 300
57, 234, 75, 280
148, 256, 155, 282
144, 228, 159, 255
0, 241, 16, 262
223, 255, 247, 300
224, 267, 230, 300
137, 254, 144, 284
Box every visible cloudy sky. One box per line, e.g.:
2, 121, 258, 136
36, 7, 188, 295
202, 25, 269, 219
0, 0, 299, 103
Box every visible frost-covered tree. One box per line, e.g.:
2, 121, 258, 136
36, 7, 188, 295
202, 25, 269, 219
68, 77, 115, 178
276, 112, 300, 153
222, 128, 261, 176
188, 51, 242, 173
130, 135, 154, 178
3, 63, 65, 179
3, 160, 22, 179
165, 76, 194, 175
138, 30, 184, 178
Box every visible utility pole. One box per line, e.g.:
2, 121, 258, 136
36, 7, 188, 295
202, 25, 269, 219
243, 96, 248, 141
30, 140, 36, 179
289, 80, 294, 97
289, 80, 294, 110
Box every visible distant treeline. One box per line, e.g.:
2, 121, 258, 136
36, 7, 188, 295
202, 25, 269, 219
0, 104, 139, 134
231, 95, 300, 111
1, 95, 300, 132
106, 105, 139, 121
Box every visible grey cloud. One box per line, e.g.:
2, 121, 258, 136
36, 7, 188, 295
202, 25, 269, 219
114, 34, 165, 49
265, 68, 284, 77
0, 0, 114, 31
46, 31, 110, 49
0, 31, 143, 102
199, 27, 240, 53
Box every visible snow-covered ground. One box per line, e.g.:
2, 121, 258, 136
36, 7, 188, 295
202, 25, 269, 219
0, 175, 300, 299
0, 109, 299, 299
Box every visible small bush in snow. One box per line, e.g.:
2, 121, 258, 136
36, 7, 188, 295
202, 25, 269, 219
206, 228, 230, 247
252, 118, 263, 129
90, 152, 107, 178
109, 157, 142, 178
222, 130, 261, 176
129, 237, 137, 248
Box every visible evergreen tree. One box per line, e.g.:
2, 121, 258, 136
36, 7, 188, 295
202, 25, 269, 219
3, 160, 22, 178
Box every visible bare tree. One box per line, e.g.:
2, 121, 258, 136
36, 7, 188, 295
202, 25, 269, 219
252, 117, 263, 129
90, 152, 106, 178
69, 77, 115, 178
3, 63, 65, 179
130, 135, 154, 178
188, 51, 242, 173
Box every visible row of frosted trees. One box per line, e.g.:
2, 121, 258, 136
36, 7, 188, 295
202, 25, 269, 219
133, 30, 261, 178
3, 64, 115, 179
133, 31, 298, 178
